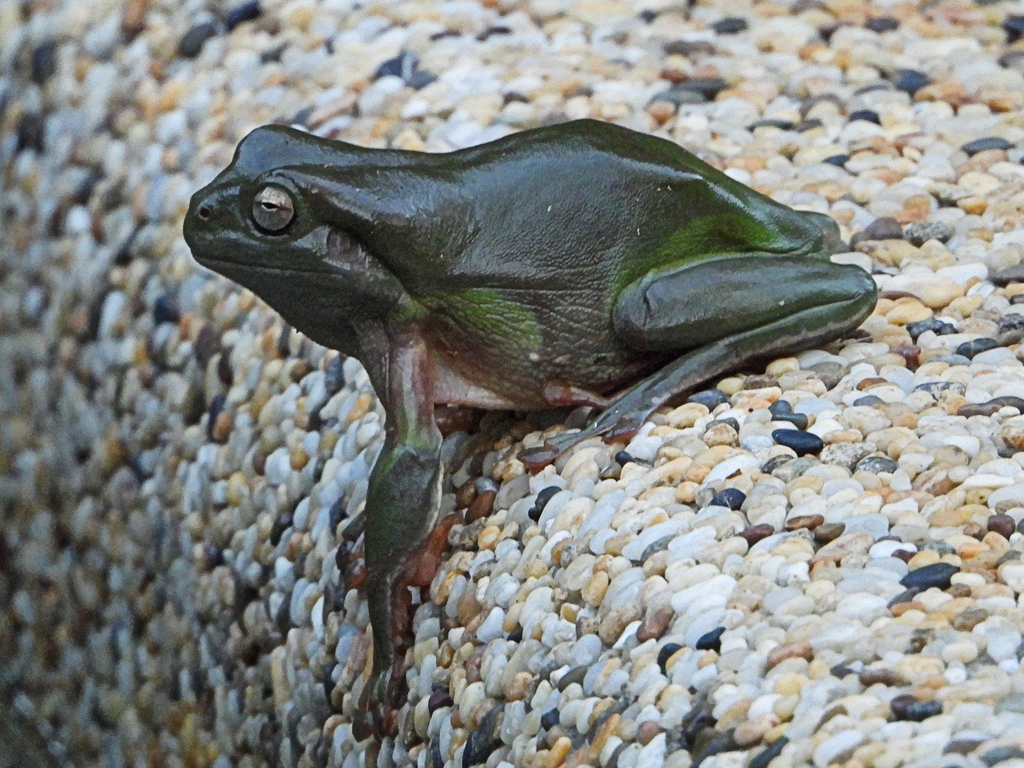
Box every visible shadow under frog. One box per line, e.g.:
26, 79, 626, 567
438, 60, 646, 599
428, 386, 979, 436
183, 118, 876, 739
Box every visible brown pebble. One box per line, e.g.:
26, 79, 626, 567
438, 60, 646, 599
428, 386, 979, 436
739, 524, 775, 546
890, 344, 921, 368
859, 667, 900, 686
766, 641, 813, 670
957, 402, 1001, 417
892, 549, 915, 563
814, 522, 846, 543
947, 583, 973, 598
466, 490, 496, 522
455, 479, 477, 509
636, 608, 673, 643
988, 514, 1015, 539
964, 522, 985, 540
952, 606, 989, 631
637, 720, 662, 746
786, 514, 824, 531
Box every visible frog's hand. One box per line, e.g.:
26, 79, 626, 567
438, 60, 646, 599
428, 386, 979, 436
522, 254, 876, 467
351, 335, 443, 740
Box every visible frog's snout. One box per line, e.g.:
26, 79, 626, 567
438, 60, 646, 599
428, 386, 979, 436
805, 211, 843, 254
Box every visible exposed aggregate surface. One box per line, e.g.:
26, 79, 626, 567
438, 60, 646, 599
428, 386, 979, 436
5, 1, 1024, 768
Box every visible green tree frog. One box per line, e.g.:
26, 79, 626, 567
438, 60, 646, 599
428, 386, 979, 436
183, 119, 877, 737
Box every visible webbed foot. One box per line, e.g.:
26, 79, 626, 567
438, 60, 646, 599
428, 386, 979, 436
355, 511, 464, 739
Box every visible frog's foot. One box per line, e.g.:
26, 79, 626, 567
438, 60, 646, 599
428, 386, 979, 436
355, 511, 464, 739
518, 409, 643, 471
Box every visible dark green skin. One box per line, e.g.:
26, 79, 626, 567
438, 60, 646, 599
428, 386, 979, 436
183, 119, 876, 737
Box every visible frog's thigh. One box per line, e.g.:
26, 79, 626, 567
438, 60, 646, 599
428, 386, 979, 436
613, 254, 872, 352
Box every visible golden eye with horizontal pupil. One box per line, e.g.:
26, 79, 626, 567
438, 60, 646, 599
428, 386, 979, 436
252, 185, 295, 231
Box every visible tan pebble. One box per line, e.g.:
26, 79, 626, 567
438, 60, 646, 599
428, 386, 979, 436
949, 295, 983, 316
766, 357, 800, 377
886, 301, 933, 325
652, 456, 692, 484
822, 429, 862, 444
766, 641, 813, 670
920, 281, 966, 309
704, 423, 738, 447
718, 376, 745, 396
477, 525, 501, 551
637, 720, 662, 746
684, 465, 710, 484
773, 673, 808, 696
665, 403, 710, 429
582, 571, 610, 605
772, 694, 800, 722
290, 448, 309, 471
891, 601, 927, 616
598, 603, 641, 645
344, 393, 373, 426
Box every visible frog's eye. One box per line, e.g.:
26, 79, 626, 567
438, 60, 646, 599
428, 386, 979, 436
252, 185, 295, 232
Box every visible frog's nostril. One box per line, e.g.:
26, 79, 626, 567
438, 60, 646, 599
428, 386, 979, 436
197, 205, 211, 220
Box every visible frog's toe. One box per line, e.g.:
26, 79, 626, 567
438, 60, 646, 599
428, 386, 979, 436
354, 666, 399, 739
518, 442, 562, 471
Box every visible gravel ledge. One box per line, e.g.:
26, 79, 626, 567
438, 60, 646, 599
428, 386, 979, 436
4, 2, 1024, 768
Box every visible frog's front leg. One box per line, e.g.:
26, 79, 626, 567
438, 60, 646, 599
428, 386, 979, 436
352, 335, 443, 740
521, 254, 876, 467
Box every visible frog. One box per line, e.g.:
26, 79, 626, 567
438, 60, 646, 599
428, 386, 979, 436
183, 118, 877, 738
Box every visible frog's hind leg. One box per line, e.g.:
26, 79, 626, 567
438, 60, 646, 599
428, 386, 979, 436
520, 255, 876, 469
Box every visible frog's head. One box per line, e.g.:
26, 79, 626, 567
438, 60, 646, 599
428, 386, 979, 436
183, 126, 408, 349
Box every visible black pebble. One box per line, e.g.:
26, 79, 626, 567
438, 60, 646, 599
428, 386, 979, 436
855, 455, 898, 474
153, 294, 180, 325
848, 109, 881, 124
772, 429, 823, 456
178, 21, 219, 58
688, 388, 729, 410
961, 136, 1013, 156
710, 488, 745, 510
328, 496, 346, 530
823, 154, 850, 166
768, 400, 792, 416
890, 694, 942, 722
506, 626, 522, 642
796, 118, 823, 133
865, 17, 899, 33
638, 9, 658, 22
225, 0, 260, 30
324, 356, 345, 394
16, 113, 45, 153
955, 338, 999, 359
695, 626, 725, 651
374, 51, 436, 89
773, 412, 809, 430
31, 41, 58, 85
206, 393, 226, 440
556, 665, 587, 691
899, 562, 959, 591
656, 78, 729, 104
657, 643, 682, 674
853, 395, 884, 407
747, 118, 795, 131
905, 317, 956, 339
892, 69, 930, 95
269, 510, 293, 546
193, 324, 218, 367
750, 738, 789, 768
528, 486, 562, 522
462, 705, 502, 767
217, 347, 233, 385
1004, 16, 1024, 44
862, 216, 904, 241
614, 450, 635, 467
760, 455, 792, 474
540, 708, 560, 730
712, 17, 748, 34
